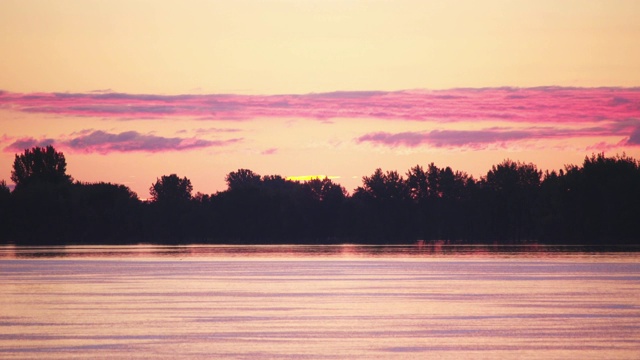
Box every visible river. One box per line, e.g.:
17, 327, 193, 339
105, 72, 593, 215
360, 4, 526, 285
1, 244, 639, 359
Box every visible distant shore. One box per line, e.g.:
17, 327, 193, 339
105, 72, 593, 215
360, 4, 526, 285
2, 147, 639, 246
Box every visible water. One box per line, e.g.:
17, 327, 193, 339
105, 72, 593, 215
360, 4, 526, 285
1, 245, 639, 359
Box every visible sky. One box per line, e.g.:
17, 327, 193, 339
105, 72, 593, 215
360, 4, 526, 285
1, 0, 640, 197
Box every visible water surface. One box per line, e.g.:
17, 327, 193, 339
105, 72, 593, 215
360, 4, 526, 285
1, 245, 639, 359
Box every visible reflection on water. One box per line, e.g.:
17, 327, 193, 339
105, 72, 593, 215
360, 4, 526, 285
1, 245, 639, 359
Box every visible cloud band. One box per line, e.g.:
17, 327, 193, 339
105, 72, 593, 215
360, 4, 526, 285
3, 131, 242, 153
1, 87, 639, 123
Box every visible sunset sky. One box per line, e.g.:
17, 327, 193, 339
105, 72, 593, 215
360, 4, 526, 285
1, 0, 640, 197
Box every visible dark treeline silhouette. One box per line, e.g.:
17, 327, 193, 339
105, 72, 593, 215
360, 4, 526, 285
1, 146, 639, 245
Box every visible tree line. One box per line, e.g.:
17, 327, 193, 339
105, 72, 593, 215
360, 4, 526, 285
1, 145, 639, 245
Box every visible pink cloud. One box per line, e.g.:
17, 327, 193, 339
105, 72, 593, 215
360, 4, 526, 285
356, 124, 639, 150
1, 87, 639, 123
3, 131, 242, 154
625, 126, 640, 146
3, 87, 638, 151
4, 137, 55, 152
65, 130, 242, 153
261, 148, 278, 155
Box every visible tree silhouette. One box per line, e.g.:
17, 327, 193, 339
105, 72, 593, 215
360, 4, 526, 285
11, 146, 72, 190
10, 177, 73, 243
352, 169, 412, 242
0, 180, 9, 197
8, 146, 73, 243
355, 169, 408, 200
3, 145, 640, 245
581, 153, 640, 243
225, 169, 262, 191
554, 153, 640, 243
485, 160, 541, 191
303, 177, 347, 202
300, 178, 348, 241
69, 182, 141, 243
406, 165, 429, 201
406, 163, 476, 241
0, 180, 10, 240
149, 174, 193, 203
483, 160, 542, 241
147, 174, 194, 242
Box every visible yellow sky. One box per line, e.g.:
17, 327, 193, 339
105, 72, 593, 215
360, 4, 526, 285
2, 0, 639, 94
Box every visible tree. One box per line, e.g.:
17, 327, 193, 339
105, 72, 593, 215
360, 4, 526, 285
483, 159, 542, 241
147, 174, 194, 242
407, 163, 472, 201
0, 180, 9, 197
225, 169, 261, 191
303, 177, 347, 202
9, 146, 73, 242
554, 153, 640, 243
0, 180, 10, 241
406, 165, 428, 201
149, 174, 193, 203
69, 182, 141, 243
485, 159, 541, 192
352, 169, 412, 242
406, 163, 476, 241
11, 146, 72, 190
299, 178, 348, 241
355, 169, 408, 200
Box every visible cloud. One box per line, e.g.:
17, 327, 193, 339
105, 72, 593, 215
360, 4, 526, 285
356, 132, 427, 147
1, 87, 638, 123
2, 131, 241, 154
261, 148, 278, 155
4, 137, 55, 152
625, 126, 640, 146
63, 130, 241, 153
3, 87, 638, 152
356, 125, 631, 150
